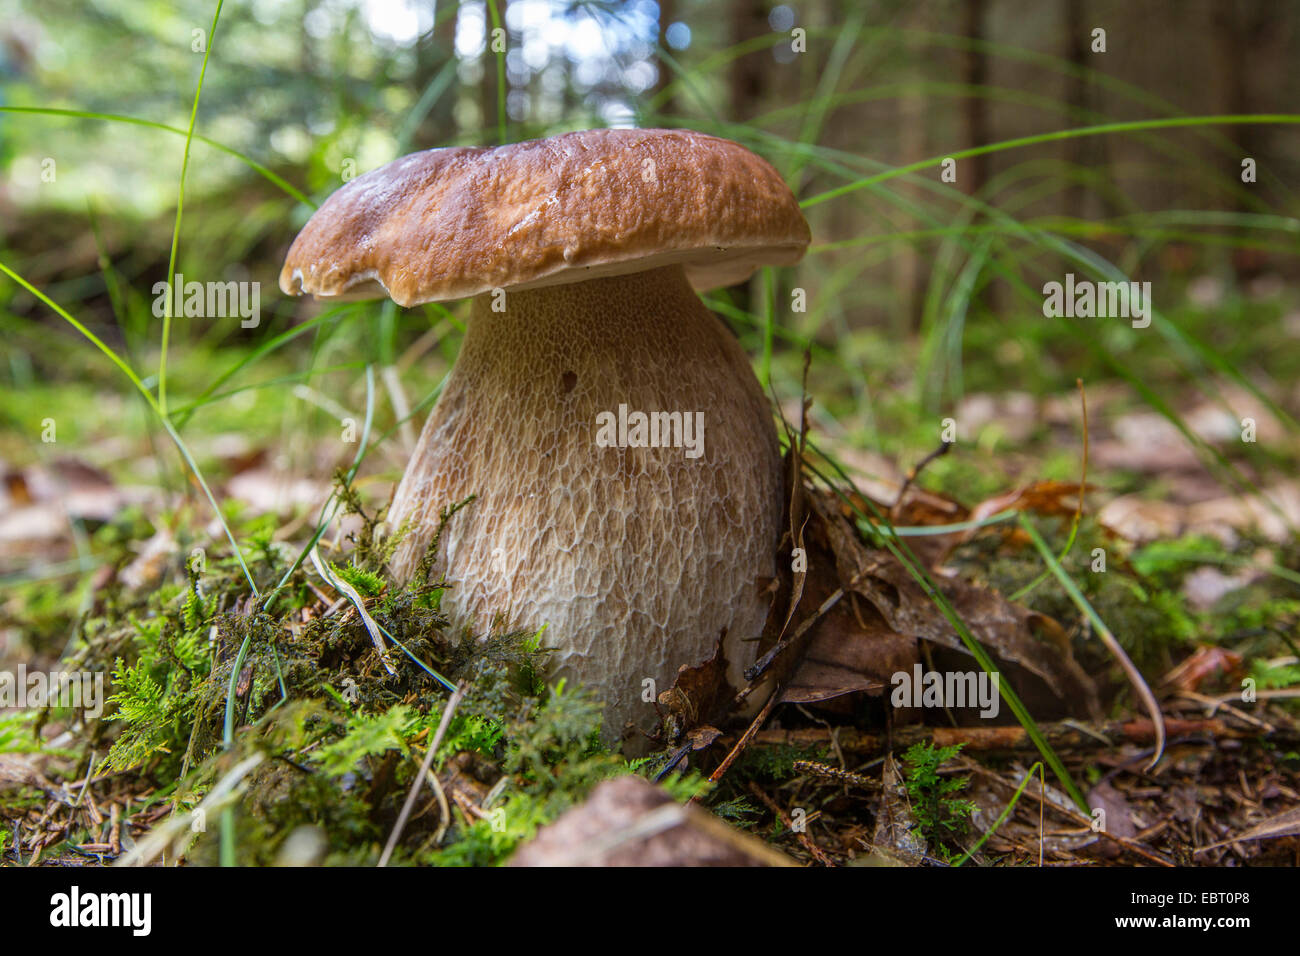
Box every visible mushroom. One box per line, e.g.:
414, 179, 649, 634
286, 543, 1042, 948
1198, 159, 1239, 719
280, 128, 809, 741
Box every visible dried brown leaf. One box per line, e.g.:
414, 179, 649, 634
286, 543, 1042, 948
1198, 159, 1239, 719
810, 490, 1101, 718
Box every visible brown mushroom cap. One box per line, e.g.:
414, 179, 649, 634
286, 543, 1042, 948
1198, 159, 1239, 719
279, 128, 810, 307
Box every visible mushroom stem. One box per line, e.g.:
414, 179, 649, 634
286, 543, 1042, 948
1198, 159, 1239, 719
388, 264, 782, 741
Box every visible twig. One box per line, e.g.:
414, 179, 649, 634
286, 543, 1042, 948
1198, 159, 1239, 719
728, 717, 1295, 755
71, 751, 95, 808
889, 441, 952, 520
746, 780, 834, 866
379, 683, 465, 867
1177, 690, 1276, 732
695, 689, 780, 799
109, 803, 122, 856
962, 760, 1173, 867
792, 759, 878, 789
741, 587, 843, 689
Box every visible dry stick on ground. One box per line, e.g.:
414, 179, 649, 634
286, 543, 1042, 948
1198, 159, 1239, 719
696, 690, 781, 802
84, 790, 103, 828
730, 717, 1297, 756
793, 759, 879, 789
378, 683, 465, 867
71, 752, 95, 808
888, 440, 952, 522
961, 760, 1175, 867
738, 586, 844, 704
109, 803, 121, 856
1177, 690, 1276, 732
746, 780, 834, 866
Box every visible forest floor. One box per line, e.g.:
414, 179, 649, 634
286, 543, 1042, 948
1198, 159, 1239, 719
3, 332, 1299, 867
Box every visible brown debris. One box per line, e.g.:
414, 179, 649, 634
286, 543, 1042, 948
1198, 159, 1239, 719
508, 776, 794, 867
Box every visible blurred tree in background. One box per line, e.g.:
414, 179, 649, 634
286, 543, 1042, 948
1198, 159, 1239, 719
1, 0, 1297, 467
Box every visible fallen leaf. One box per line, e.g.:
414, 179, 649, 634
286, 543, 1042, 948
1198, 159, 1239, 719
811, 490, 1101, 718
0, 753, 47, 792
1186, 482, 1300, 544
967, 480, 1087, 528
869, 753, 927, 864
782, 594, 917, 705
1087, 780, 1136, 858
1181, 567, 1257, 612
225, 468, 330, 515
119, 528, 177, 590
955, 391, 1039, 444
684, 725, 721, 751
658, 638, 730, 737
1159, 645, 1244, 693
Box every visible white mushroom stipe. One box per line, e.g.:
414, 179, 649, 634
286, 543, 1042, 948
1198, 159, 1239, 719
386, 266, 782, 738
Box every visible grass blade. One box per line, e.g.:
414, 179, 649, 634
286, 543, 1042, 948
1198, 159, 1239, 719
1018, 514, 1166, 770
158, 0, 226, 415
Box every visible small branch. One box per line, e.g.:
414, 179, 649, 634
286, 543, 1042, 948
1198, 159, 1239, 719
728, 717, 1296, 756
792, 759, 878, 789
379, 683, 466, 867
746, 780, 833, 866
963, 760, 1174, 868
696, 690, 780, 798
889, 441, 952, 520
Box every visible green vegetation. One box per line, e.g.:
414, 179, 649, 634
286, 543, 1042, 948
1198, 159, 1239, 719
902, 741, 977, 861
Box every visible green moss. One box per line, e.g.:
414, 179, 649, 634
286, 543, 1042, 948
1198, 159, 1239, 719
732, 742, 827, 781
11, 466, 708, 865
329, 562, 385, 598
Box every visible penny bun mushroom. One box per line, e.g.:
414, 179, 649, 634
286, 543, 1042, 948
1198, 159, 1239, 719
281, 128, 810, 742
